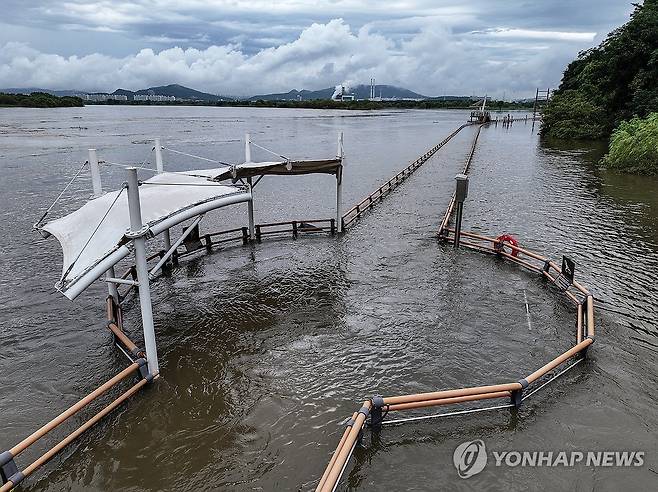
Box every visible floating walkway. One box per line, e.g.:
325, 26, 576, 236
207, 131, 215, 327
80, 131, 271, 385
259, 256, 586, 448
1, 121, 595, 491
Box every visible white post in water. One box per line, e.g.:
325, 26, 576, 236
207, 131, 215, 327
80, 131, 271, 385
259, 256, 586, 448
89, 148, 117, 297
336, 132, 344, 233
88, 149, 102, 198
154, 138, 172, 250
245, 133, 255, 240
126, 167, 159, 376
106, 266, 119, 304
154, 138, 164, 173
245, 132, 252, 163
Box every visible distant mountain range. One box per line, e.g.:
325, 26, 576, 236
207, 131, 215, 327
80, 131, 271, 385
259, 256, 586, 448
0, 83, 481, 102
249, 84, 429, 101
112, 84, 232, 101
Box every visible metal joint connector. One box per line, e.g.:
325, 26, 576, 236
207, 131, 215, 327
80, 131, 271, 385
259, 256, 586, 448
511, 379, 528, 409
0, 451, 19, 485
136, 358, 153, 383
369, 396, 386, 430
8, 471, 24, 487
371, 395, 385, 408
125, 225, 151, 239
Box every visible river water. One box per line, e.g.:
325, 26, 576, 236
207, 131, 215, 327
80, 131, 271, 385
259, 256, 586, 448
0, 106, 656, 491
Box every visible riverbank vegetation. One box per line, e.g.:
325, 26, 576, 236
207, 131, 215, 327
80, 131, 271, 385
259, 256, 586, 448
0, 92, 84, 108
541, 0, 658, 173
602, 113, 658, 174
92, 97, 533, 111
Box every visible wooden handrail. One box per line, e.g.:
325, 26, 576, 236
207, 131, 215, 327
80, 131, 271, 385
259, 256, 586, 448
1, 379, 149, 492
586, 295, 595, 337
315, 411, 358, 492
577, 303, 583, 344
387, 390, 511, 411
8, 363, 140, 457
317, 400, 372, 492
382, 382, 522, 406
524, 338, 593, 384
108, 322, 140, 356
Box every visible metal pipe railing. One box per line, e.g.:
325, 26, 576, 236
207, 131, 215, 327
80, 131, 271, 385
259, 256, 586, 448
386, 390, 511, 411
7, 363, 141, 460
319, 219, 597, 491
0, 378, 149, 492
524, 338, 593, 384
316, 400, 372, 492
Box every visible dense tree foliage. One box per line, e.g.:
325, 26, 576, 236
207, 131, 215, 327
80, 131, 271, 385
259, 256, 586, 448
0, 92, 83, 108
602, 112, 658, 174
542, 0, 658, 139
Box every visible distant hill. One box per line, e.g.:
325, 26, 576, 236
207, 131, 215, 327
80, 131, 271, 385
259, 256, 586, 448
428, 95, 478, 101
0, 87, 86, 97
249, 84, 428, 101
1, 83, 483, 104
112, 84, 232, 101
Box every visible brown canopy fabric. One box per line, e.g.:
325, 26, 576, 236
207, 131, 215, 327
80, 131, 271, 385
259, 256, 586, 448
211, 158, 342, 182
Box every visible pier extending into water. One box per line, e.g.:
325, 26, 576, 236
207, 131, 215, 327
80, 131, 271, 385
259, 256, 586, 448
315, 122, 595, 491
1, 120, 595, 491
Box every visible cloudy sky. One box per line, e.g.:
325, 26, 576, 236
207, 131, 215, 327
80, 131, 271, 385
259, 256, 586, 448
0, 0, 635, 98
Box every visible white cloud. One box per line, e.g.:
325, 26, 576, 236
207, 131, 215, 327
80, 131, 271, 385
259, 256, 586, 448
0, 19, 597, 97
478, 28, 597, 42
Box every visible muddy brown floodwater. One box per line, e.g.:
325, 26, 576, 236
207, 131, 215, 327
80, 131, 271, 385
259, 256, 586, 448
0, 106, 656, 491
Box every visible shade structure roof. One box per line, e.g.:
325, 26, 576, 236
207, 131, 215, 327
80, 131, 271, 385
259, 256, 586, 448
41, 171, 251, 300
186, 158, 342, 182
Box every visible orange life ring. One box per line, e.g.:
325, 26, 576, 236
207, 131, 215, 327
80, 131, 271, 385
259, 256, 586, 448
495, 234, 519, 257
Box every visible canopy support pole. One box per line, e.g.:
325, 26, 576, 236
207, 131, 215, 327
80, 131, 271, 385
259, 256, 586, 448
245, 134, 255, 240
247, 178, 255, 240
149, 214, 204, 279
336, 132, 344, 233
154, 138, 172, 251
88, 149, 102, 198
126, 168, 159, 377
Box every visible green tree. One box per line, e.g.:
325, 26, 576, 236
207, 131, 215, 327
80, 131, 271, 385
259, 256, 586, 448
542, 0, 658, 139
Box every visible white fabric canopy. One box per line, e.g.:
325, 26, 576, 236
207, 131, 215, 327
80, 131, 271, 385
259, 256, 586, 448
42, 171, 250, 298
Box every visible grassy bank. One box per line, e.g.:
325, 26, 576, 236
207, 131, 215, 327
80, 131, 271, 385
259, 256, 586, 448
602, 113, 658, 175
